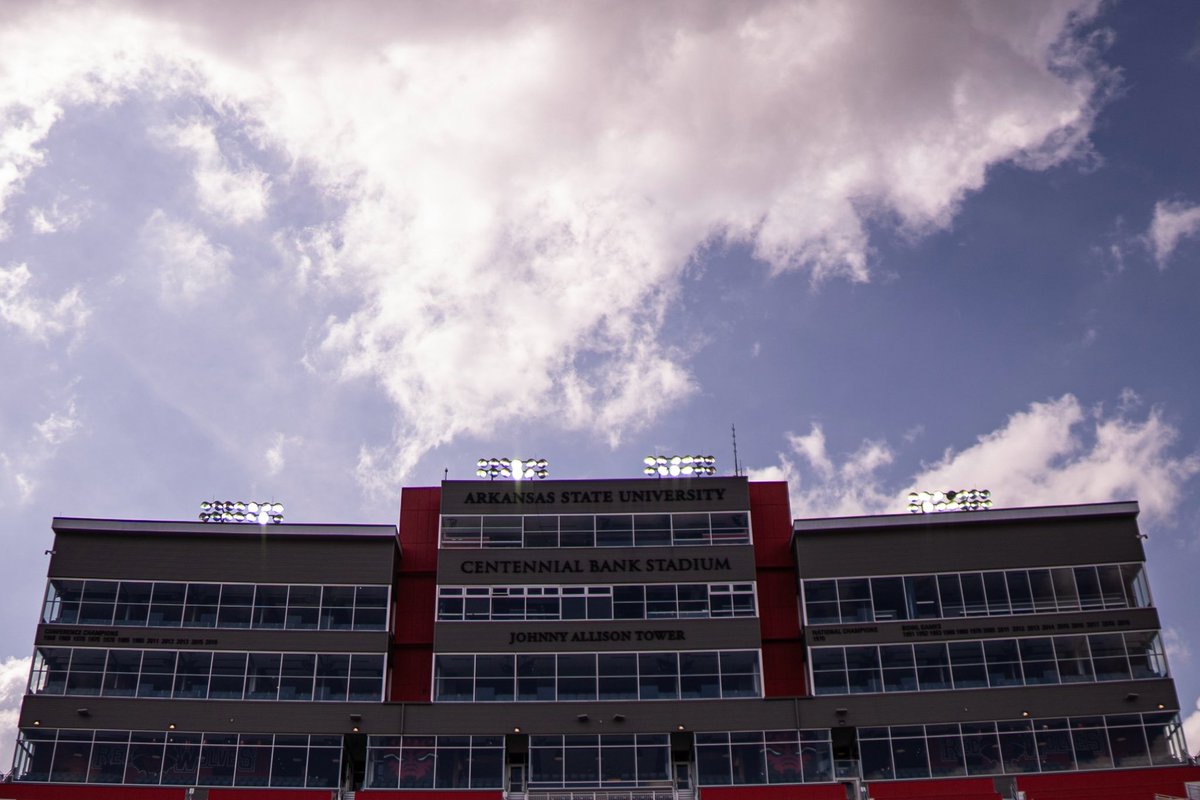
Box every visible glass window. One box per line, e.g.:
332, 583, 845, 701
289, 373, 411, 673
198, 732, 237, 786
523, 515, 559, 548
114, 582, 151, 626
1071, 719, 1113, 770
161, 732, 201, 785
927, 731, 966, 777
595, 515, 633, 547
1074, 566, 1104, 610
126, 732, 165, 784
959, 574, 987, 616
913, 643, 950, 691
905, 576, 940, 619
234, 734, 272, 786
871, 577, 905, 621
88, 731, 129, 784
1051, 568, 1080, 611
1006, 571, 1034, 614
804, 580, 839, 625
982, 572, 1010, 615
1034, 720, 1075, 772
937, 574, 964, 618
997, 722, 1038, 773
634, 514, 672, 547
837, 579, 872, 623
1028, 569, 1057, 612
559, 516, 596, 547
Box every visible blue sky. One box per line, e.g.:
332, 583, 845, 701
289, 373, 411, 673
3, 0, 1200, 763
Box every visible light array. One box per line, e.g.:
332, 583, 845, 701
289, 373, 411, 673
199, 501, 284, 524
476, 458, 549, 480
907, 489, 991, 514
643, 455, 717, 477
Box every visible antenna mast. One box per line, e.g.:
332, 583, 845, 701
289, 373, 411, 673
731, 424, 741, 477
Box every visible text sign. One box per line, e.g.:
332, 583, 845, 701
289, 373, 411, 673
440, 477, 750, 515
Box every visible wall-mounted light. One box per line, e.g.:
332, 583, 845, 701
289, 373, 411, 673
76, 708, 89, 717
612, 714, 626, 723
576, 714, 589, 723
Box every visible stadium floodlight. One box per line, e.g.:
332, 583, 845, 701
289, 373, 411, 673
476, 458, 549, 480
199, 500, 284, 524
643, 455, 717, 477
907, 489, 991, 514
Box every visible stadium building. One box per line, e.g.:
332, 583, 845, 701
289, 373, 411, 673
5, 475, 1200, 799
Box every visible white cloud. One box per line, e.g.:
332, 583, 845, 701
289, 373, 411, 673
156, 120, 270, 225
0, 262, 89, 343
28, 194, 91, 234
0, 655, 31, 773
0, 1, 1115, 488
1185, 696, 1200, 759
34, 399, 80, 447
0, 394, 82, 509
265, 433, 302, 477
753, 394, 1200, 521
1148, 200, 1200, 267
138, 210, 232, 300
1164, 627, 1192, 667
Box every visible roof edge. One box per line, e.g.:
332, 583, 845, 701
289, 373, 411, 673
792, 501, 1140, 534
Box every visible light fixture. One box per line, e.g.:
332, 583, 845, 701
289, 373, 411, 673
1021, 711, 1030, 718
199, 500, 284, 524
76, 708, 90, 717
643, 455, 716, 477
1125, 692, 1140, 703
32, 720, 40, 727
1157, 703, 1166, 710
476, 458, 548, 480
577, 714, 589, 723
349, 714, 362, 722
513, 727, 521, 733
906, 489, 991, 514
168, 723, 176, 730
835, 708, 848, 717
612, 714, 626, 723
676, 724, 686, 731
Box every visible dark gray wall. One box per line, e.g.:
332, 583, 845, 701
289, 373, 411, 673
434, 618, 761, 653
794, 514, 1144, 578
437, 546, 757, 585
794, 679, 1180, 729
34, 623, 390, 654
48, 531, 397, 585
803, 608, 1161, 646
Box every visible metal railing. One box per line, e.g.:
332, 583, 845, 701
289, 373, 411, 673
523, 789, 677, 800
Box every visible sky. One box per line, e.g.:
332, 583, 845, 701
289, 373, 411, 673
2, 0, 1200, 768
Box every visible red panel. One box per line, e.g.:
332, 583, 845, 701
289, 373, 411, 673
757, 568, 801, 641
761, 640, 807, 696
700, 785, 846, 799
750, 481, 805, 698
393, 487, 440, 701
749, 481, 793, 568
867, 777, 1001, 798
391, 643, 434, 701
394, 575, 437, 644
1016, 764, 1200, 799
398, 486, 442, 573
